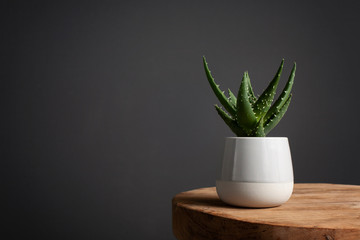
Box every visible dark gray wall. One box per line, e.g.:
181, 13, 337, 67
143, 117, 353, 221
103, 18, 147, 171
3, 0, 360, 239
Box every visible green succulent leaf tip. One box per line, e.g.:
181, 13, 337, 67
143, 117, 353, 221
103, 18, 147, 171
203, 56, 296, 137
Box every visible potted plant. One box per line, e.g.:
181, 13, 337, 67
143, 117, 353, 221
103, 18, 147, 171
203, 56, 296, 208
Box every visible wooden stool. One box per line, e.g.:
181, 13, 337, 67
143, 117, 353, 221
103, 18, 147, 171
172, 183, 360, 240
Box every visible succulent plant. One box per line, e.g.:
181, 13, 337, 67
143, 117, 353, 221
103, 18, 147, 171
203, 56, 296, 137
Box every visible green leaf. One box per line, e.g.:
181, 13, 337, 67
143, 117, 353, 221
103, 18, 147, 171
265, 62, 296, 123
246, 73, 257, 105
236, 72, 257, 133
203, 56, 236, 117
252, 117, 265, 137
264, 94, 292, 135
253, 59, 284, 120
215, 105, 247, 136
228, 89, 237, 107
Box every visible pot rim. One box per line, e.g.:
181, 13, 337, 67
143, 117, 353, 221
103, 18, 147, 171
225, 137, 288, 140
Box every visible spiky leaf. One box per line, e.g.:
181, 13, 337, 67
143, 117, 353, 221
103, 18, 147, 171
203, 57, 236, 117
246, 73, 257, 105
215, 105, 246, 136
228, 89, 237, 107
265, 62, 296, 123
252, 117, 265, 137
236, 72, 257, 133
264, 94, 292, 135
253, 59, 284, 119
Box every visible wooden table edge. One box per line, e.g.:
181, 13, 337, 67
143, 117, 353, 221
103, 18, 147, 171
172, 183, 360, 240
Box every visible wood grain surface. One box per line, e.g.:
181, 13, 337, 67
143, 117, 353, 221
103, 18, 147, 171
172, 184, 360, 240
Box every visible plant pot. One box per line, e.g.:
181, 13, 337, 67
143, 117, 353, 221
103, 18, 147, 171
216, 137, 294, 208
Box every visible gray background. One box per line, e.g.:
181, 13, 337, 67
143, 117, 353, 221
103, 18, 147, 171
3, 0, 360, 239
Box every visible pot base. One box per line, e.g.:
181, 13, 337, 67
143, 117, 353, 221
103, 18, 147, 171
216, 180, 293, 208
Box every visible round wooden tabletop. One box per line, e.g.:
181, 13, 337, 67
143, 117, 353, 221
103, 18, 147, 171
172, 183, 360, 240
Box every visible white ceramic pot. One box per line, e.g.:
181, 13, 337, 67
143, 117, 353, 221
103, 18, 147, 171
216, 137, 294, 208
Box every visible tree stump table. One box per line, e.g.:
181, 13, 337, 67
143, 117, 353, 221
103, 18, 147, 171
172, 184, 360, 240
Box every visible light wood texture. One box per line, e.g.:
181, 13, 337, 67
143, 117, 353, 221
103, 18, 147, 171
172, 183, 360, 240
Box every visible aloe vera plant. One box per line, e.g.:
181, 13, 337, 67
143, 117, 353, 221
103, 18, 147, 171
203, 56, 296, 137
